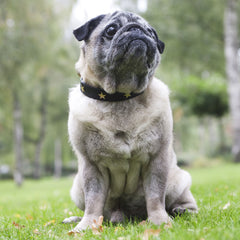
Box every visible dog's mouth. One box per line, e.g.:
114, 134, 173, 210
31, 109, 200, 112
100, 24, 159, 94
107, 25, 157, 70
124, 38, 152, 68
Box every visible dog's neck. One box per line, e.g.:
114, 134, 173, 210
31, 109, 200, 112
80, 78, 144, 102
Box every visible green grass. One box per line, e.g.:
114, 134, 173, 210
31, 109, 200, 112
0, 164, 240, 239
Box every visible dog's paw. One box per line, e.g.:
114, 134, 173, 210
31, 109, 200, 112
71, 215, 101, 232
170, 206, 198, 217
110, 210, 125, 223
148, 210, 172, 225
62, 216, 82, 224
171, 207, 186, 217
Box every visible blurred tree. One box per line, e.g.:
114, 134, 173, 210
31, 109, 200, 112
224, 0, 240, 162
173, 75, 228, 118
0, 0, 29, 185
142, 0, 225, 75
0, 0, 75, 182
172, 74, 229, 154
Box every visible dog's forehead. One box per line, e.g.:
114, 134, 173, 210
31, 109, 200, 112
108, 11, 148, 27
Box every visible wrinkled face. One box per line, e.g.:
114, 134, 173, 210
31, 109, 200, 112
74, 11, 165, 94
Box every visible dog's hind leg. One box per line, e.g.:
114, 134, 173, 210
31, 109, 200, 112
62, 172, 84, 224
110, 209, 125, 223
168, 188, 198, 217
104, 198, 125, 224
165, 167, 198, 217
70, 171, 85, 210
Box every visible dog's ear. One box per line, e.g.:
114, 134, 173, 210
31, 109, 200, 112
157, 39, 165, 54
73, 14, 106, 41
152, 28, 165, 54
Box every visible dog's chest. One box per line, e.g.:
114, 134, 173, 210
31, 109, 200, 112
76, 108, 163, 197
69, 79, 170, 198
83, 108, 162, 162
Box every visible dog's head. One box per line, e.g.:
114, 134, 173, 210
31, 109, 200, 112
74, 11, 165, 94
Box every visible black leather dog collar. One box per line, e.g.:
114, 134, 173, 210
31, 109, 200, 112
80, 79, 144, 102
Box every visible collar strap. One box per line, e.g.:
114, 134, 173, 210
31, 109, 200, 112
80, 80, 144, 102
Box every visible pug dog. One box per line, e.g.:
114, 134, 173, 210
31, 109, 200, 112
64, 11, 197, 232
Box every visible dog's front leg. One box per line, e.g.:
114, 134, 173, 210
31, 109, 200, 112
143, 146, 172, 225
73, 162, 108, 232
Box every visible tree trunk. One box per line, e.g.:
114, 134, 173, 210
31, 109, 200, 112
13, 90, 24, 186
224, 0, 240, 162
33, 79, 48, 179
54, 139, 62, 178
218, 118, 226, 152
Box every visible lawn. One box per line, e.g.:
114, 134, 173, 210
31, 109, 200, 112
0, 164, 240, 240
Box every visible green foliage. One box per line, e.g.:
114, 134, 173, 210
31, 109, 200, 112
156, 68, 231, 159
172, 74, 229, 117
143, 0, 226, 75
1, 164, 240, 239
0, 0, 77, 175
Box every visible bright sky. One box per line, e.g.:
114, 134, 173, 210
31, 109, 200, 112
70, 0, 119, 28
70, 0, 147, 28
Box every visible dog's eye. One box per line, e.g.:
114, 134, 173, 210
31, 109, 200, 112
105, 25, 118, 39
